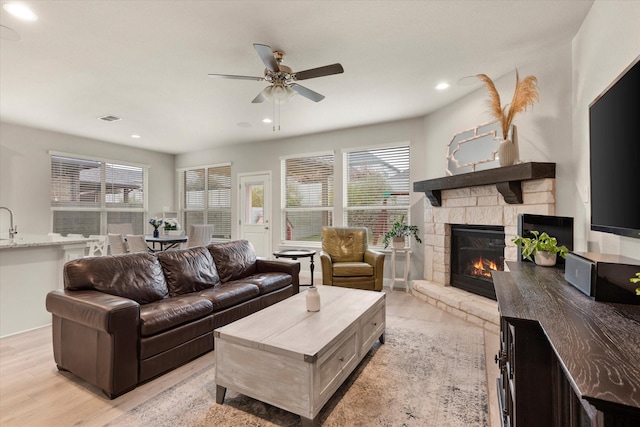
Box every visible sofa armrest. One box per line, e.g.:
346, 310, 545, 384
320, 251, 333, 286
45, 289, 140, 398
364, 249, 385, 291
256, 258, 301, 294
46, 289, 140, 332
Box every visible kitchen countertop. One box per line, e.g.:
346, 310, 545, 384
0, 234, 95, 249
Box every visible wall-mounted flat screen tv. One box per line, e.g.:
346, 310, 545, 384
589, 56, 640, 239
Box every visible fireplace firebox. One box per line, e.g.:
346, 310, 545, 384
450, 224, 505, 300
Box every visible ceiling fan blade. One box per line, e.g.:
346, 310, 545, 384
253, 43, 279, 73
290, 83, 325, 102
294, 63, 344, 81
208, 73, 264, 81
251, 92, 267, 104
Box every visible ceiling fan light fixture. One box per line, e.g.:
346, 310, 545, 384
264, 83, 295, 104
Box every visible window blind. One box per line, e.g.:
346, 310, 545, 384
50, 154, 147, 236
344, 144, 410, 246
179, 163, 231, 239
282, 152, 334, 243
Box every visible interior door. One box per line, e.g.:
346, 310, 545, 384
239, 172, 271, 257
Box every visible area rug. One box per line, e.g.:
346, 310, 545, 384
108, 316, 488, 427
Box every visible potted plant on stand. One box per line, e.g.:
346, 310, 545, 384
512, 230, 569, 267
382, 216, 422, 249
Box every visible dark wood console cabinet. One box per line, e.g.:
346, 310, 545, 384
493, 262, 640, 427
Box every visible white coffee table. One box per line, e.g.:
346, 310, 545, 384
214, 285, 385, 426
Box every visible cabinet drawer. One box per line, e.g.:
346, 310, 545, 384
360, 302, 385, 354
317, 329, 358, 399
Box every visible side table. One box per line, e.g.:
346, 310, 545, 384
273, 249, 316, 286
390, 247, 411, 292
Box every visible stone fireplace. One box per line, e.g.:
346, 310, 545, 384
411, 163, 556, 331
450, 224, 505, 299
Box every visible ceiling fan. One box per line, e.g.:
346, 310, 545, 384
208, 43, 344, 104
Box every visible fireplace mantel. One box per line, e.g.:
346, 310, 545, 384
413, 162, 556, 206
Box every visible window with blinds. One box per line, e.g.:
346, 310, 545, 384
50, 154, 147, 236
281, 152, 334, 243
179, 164, 231, 239
343, 144, 410, 247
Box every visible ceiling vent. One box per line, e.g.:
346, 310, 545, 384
98, 115, 121, 122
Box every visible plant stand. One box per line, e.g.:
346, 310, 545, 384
390, 247, 411, 292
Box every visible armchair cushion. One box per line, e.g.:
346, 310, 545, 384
333, 262, 374, 277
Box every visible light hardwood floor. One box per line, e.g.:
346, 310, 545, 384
0, 287, 500, 427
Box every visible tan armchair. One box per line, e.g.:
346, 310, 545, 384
320, 227, 385, 291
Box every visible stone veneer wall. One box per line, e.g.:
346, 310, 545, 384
422, 178, 556, 285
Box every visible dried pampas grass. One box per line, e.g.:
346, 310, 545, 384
477, 70, 539, 139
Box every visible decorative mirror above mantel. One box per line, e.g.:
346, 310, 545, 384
445, 121, 517, 176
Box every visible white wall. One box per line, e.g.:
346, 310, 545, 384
572, 0, 640, 258
0, 122, 175, 235
177, 117, 426, 280
421, 42, 574, 213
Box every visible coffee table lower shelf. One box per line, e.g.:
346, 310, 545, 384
214, 286, 386, 426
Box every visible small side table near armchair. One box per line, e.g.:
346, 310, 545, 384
390, 246, 411, 292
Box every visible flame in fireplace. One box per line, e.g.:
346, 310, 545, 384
469, 256, 499, 278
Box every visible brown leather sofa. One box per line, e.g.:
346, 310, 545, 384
45, 240, 300, 398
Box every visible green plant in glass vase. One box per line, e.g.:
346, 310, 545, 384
512, 230, 568, 267
382, 216, 422, 249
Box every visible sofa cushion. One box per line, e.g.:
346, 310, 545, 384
332, 262, 374, 277
207, 240, 257, 283
64, 253, 168, 304
156, 246, 220, 296
199, 281, 260, 311
243, 272, 292, 295
139, 295, 213, 337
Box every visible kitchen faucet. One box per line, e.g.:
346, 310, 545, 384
0, 207, 18, 238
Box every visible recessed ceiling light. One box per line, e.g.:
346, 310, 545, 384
262, 118, 272, 124
435, 82, 450, 90
3, 3, 38, 21
130, 134, 141, 139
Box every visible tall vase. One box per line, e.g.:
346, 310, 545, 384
153, 228, 159, 238
498, 138, 517, 167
